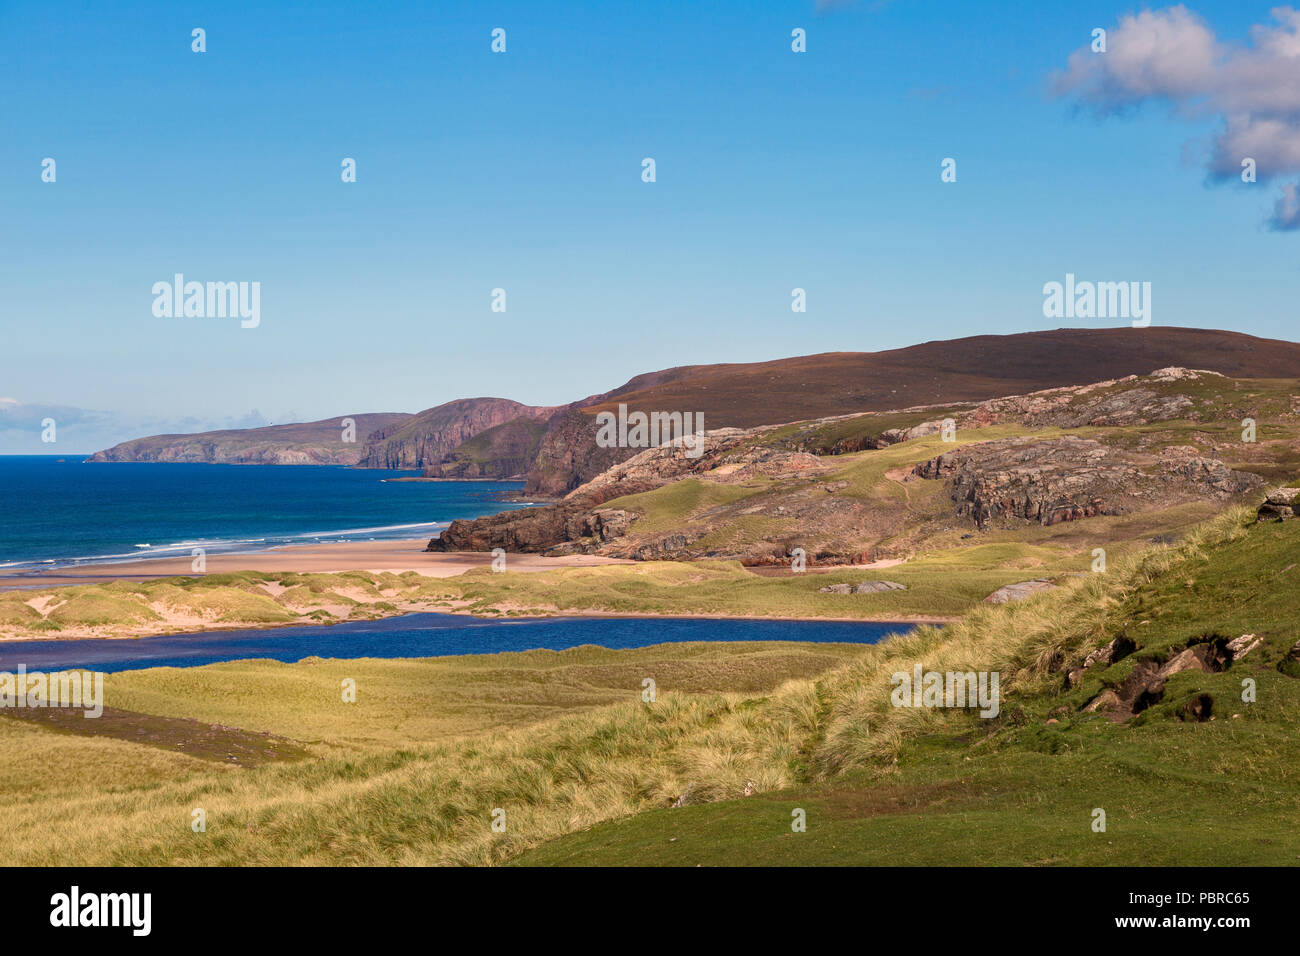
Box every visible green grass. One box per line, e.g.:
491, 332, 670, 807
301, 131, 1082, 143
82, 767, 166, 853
601, 479, 765, 533
0, 593, 41, 624
45, 588, 162, 626
515, 721, 1300, 866
759, 406, 970, 454
445, 557, 1036, 620
513, 513, 1300, 865
806, 425, 1064, 500
691, 516, 798, 550
103, 642, 868, 750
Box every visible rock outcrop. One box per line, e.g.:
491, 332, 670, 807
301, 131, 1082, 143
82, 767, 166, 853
1064, 635, 1137, 689
428, 503, 640, 554
1081, 634, 1235, 721
1257, 487, 1300, 521
427, 427, 827, 556
983, 580, 1058, 604
914, 437, 1263, 529
957, 369, 1219, 431
568, 428, 822, 501
818, 581, 907, 594
427, 477, 659, 554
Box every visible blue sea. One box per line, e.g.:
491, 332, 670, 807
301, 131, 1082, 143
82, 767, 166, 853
0, 612, 909, 673
0, 455, 535, 571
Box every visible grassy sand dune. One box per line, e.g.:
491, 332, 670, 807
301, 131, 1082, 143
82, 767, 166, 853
0, 642, 867, 865
0, 547, 1078, 641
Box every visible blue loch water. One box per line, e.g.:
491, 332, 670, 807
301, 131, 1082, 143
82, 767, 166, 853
0, 612, 911, 673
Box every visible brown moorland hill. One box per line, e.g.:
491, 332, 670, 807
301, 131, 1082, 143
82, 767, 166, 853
522, 327, 1300, 493
580, 327, 1300, 428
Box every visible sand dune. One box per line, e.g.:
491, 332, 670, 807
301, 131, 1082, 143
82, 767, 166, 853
0, 539, 632, 590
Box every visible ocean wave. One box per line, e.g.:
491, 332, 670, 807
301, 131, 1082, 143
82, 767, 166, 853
1, 521, 452, 572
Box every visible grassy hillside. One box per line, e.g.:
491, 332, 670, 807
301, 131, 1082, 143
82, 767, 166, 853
2, 508, 1296, 865
541, 369, 1297, 565
517, 511, 1300, 865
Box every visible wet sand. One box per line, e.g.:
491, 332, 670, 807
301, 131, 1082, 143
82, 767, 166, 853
0, 539, 633, 590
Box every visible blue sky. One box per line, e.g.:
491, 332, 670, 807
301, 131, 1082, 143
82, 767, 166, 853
1, 0, 1294, 452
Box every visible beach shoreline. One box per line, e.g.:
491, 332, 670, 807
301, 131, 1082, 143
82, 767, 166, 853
0, 538, 631, 590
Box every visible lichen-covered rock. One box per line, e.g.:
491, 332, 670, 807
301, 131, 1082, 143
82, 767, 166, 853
817, 580, 907, 594
1226, 633, 1263, 661
1257, 487, 1300, 521
984, 579, 1058, 604
914, 437, 1262, 529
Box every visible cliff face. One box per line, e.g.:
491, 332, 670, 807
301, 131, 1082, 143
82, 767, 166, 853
523, 409, 640, 496
422, 417, 548, 479
357, 399, 557, 470
86, 413, 413, 465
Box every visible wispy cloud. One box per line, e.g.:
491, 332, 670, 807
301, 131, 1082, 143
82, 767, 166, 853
1052, 4, 1300, 229
0, 398, 104, 431
0, 400, 278, 453
1271, 181, 1300, 230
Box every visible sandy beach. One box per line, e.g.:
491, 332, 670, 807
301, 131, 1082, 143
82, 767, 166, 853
0, 539, 633, 590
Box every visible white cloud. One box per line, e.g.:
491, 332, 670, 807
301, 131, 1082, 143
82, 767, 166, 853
1053, 5, 1300, 227
0, 400, 102, 430
0, 401, 279, 453
1270, 181, 1300, 230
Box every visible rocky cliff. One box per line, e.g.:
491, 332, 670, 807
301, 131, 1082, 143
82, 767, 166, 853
421, 417, 548, 479
357, 399, 558, 470
522, 409, 640, 496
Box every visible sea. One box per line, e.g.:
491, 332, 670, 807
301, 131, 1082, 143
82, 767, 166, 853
0, 455, 535, 571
